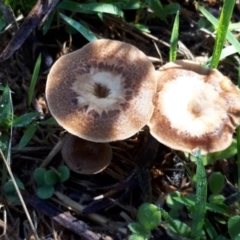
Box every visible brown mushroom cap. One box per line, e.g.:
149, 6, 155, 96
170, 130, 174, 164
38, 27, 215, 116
46, 39, 156, 142
149, 60, 240, 155
61, 134, 112, 174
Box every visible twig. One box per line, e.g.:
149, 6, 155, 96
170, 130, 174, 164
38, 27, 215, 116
24, 194, 100, 240
0, 0, 61, 61
40, 139, 62, 168
54, 191, 109, 225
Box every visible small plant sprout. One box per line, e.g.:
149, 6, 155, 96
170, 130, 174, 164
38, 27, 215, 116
208, 172, 226, 206
128, 203, 161, 239
228, 215, 240, 240
33, 166, 70, 199
3, 176, 25, 204
208, 172, 225, 195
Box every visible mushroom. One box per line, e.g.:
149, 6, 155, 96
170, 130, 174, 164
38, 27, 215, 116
46, 39, 156, 142
148, 60, 240, 155
61, 134, 112, 174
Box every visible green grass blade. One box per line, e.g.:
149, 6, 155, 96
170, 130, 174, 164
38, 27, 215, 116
169, 11, 179, 61
210, 0, 235, 68
196, 2, 240, 66
28, 54, 42, 107
191, 149, 207, 240
42, 10, 56, 35
59, 13, 97, 42
18, 123, 37, 149
204, 217, 218, 240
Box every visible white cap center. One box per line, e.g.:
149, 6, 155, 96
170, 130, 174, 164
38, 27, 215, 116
159, 76, 227, 136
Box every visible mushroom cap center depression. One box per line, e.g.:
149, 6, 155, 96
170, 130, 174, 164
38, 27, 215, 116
158, 75, 227, 136
70, 70, 125, 114
45, 39, 157, 142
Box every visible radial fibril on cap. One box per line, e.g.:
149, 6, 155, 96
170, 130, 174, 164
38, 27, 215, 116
149, 60, 240, 155
61, 134, 112, 175
46, 39, 156, 142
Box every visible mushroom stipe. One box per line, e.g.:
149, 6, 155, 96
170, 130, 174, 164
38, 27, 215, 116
61, 134, 112, 175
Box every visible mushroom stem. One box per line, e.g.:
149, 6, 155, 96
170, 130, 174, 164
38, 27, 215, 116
61, 134, 112, 175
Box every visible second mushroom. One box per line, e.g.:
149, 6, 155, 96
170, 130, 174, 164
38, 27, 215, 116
149, 60, 240, 155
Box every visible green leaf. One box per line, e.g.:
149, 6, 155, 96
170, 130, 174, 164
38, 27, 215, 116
57, 165, 70, 182
208, 194, 225, 204
208, 172, 225, 194
128, 222, 149, 235
37, 185, 55, 199
3, 176, 25, 195
128, 234, 149, 240
4, 181, 16, 195
18, 123, 37, 148
169, 11, 179, 62
12, 112, 40, 127
0, 15, 6, 33
28, 53, 42, 107
59, 13, 97, 42
33, 167, 46, 186
58, 1, 123, 17
168, 219, 191, 237
0, 85, 12, 129
163, 4, 180, 17
132, 23, 150, 33
204, 217, 218, 240
166, 191, 183, 210
191, 149, 207, 240
44, 170, 59, 185
215, 235, 228, 240
13, 175, 25, 190
0, 140, 7, 150
137, 203, 161, 231
228, 216, 240, 240
0, 132, 9, 159
148, 0, 163, 11
174, 195, 230, 217
5, 194, 20, 204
